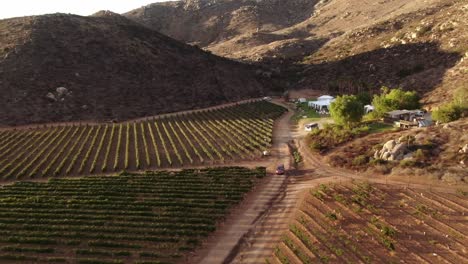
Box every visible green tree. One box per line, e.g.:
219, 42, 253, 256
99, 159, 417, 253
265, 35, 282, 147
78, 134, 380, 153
330, 95, 365, 126
372, 87, 420, 116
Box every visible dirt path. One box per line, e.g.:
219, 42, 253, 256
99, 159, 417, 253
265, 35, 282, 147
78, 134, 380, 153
187, 101, 293, 264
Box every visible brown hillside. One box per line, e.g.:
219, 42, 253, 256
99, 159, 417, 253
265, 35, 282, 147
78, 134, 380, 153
127, 0, 467, 106
0, 12, 269, 126
125, 0, 319, 49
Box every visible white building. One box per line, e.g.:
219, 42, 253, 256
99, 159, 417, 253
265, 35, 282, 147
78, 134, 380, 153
308, 95, 335, 111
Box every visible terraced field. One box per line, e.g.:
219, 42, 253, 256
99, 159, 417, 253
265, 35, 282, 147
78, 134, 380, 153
0, 101, 286, 181
270, 182, 468, 264
0, 167, 265, 263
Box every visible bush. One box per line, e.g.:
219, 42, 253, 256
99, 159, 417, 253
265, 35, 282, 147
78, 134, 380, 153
432, 104, 463, 123
352, 155, 368, 166
308, 124, 370, 152
310, 141, 325, 152
399, 159, 417, 167
413, 149, 426, 161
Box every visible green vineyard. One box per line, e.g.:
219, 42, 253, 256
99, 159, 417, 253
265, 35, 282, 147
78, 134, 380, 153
0, 101, 286, 180
0, 167, 265, 263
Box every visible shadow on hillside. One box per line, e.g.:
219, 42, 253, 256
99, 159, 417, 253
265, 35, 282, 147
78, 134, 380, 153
293, 42, 462, 96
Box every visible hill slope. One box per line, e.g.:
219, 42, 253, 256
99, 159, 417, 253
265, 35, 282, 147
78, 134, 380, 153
126, 0, 467, 106
0, 12, 268, 126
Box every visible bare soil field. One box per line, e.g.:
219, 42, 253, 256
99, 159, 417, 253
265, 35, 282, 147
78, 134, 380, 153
269, 181, 468, 264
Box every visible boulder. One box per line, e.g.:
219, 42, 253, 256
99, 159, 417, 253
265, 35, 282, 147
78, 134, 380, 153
374, 150, 380, 159
45, 92, 56, 101
460, 144, 468, 153
381, 152, 391, 160
403, 153, 414, 160
391, 143, 407, 156
396, 154, 404, 161
56, 87, 69, 97
383, 140, 396, 151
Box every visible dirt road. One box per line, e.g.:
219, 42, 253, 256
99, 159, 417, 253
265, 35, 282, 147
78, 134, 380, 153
190, 102, 294, 264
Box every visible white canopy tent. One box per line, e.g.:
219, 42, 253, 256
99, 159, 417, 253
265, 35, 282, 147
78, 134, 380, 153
308, 98, 335, 111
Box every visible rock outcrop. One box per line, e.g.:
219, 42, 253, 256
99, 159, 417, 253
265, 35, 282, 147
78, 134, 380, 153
375, 137, 414, 161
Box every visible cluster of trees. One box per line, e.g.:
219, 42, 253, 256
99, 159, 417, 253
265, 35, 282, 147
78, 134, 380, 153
330, 87, 420, 126
432, 87, 467, 123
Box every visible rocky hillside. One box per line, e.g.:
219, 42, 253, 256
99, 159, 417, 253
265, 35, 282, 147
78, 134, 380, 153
0, 12, 269, 126
125, 0, 319, 50
127, 0, 467, 106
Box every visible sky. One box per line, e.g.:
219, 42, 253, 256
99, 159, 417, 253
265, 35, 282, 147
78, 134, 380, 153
0, 0, 172, 19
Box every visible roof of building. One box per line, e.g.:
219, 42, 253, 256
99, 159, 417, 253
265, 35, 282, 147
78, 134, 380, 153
386, 109, 420, 116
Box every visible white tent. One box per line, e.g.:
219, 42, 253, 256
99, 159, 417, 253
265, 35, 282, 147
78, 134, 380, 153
298, 98, 307, 103
317, 95, 334, 101
309, 99, 335, 111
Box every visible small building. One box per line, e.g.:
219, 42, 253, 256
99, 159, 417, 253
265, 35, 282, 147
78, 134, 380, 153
387, 110, 432, 128
386, 110, 421, 121
298, 98, 307, 103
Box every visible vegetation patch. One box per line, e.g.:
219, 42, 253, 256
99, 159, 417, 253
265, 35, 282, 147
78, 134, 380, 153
308, 124, 370, 152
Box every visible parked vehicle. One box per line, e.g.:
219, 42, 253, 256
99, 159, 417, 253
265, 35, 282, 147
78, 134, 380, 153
276, 164, 285, 175
305, 123, 318, 131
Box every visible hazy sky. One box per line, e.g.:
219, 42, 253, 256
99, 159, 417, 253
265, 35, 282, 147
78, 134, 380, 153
0, 0, 173, 19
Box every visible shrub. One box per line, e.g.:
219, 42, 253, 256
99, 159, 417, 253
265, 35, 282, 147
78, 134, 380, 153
413, 149, 426, 161
399, 159, 417, 167
308, 124, 370, 152
432, 104, 463, 123
352, 155, 368, 166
